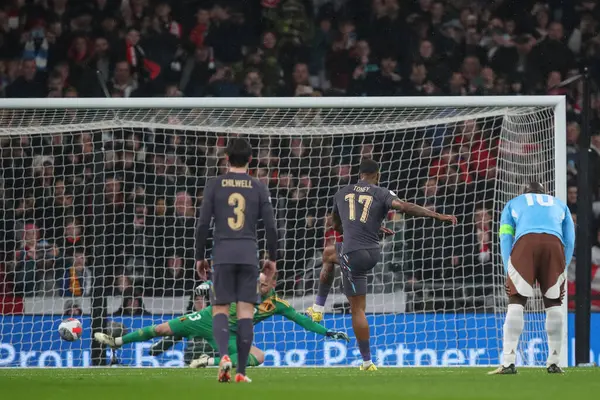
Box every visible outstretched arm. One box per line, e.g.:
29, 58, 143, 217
275, 299, 348, 340
277, 300, 329, 335
390, 199, 457, 224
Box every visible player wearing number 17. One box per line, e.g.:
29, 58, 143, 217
489, 182, 575, 375
195, 138, 278, 383
331, 159, 457, 371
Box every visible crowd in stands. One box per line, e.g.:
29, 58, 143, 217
1, 0, 600, 312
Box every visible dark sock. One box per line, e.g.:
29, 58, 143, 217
358, 339, 371, 362
316, 282, 332, 307
212, 314, 230, 358
236, 318, 253, 375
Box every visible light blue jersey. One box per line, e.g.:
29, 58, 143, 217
499, 193, 575, 272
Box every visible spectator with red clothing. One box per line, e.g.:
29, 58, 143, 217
122, 27, 160, 84
66, 35, 95, 94
189, 8, 210, 49
454, 119, 497, 181
429, 147, 473, 185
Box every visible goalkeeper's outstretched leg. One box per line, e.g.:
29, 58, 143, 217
95, 307, 213, 351
94, 321, 175, 349
307, 244, 338, 322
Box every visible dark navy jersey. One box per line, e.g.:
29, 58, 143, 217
195, 172, 278, 266
333, 180, 396, 253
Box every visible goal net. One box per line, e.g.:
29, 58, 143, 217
0, 97, 566, 368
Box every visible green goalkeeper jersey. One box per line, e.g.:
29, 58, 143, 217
189, 289, 328, 336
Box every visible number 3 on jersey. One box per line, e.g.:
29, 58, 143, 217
187, 312, 202, 321
228, 192, 246, 230
525, 193, 554, 207
345, 193, 373, 223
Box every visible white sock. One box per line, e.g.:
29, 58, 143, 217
115, 337, 123, 346
362, 360, 373, 367
502, 304, 524, 367
312, 304, 324, 313
545, 306, 563, 366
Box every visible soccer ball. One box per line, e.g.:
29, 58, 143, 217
58, 318, 83, 341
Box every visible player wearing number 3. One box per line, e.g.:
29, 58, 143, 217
194, 138, 278, 383
490, 182, 575, 375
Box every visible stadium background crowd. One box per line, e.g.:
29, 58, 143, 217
1, 0, 600, 313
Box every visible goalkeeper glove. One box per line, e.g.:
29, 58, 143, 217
195, 281, 212, 297
326, 330, 350, 342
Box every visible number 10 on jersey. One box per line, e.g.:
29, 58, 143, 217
525, 193, 554, 207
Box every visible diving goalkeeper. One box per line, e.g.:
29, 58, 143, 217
94, 273, 349, 367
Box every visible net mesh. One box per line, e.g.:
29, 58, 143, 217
0, 104, 557, 367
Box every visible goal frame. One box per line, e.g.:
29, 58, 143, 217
0, 95, 568, 367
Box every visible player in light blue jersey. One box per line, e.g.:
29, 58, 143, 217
490, 182, 575, 375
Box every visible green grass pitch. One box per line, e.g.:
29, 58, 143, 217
2, 368, 600, 400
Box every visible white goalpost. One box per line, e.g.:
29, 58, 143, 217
0, 96, 567, 368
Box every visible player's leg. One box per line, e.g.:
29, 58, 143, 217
212, 264, 236, 382
160, 309, 214, 350
538, 236, 567, 373
234, 264, 260, 382
94, 321, 173, 349
342, 249, 379, 371
348, 294, 375, 371
543, 297, 564, 373
308, 245, 338, 321
495, 294, 527, 374
490, 236, 535, 375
